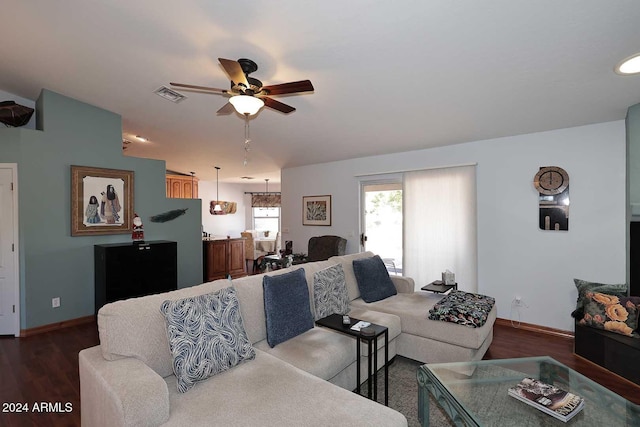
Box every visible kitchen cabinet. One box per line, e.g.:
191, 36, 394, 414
166, 174, 198, 198
203, 238, 247, 281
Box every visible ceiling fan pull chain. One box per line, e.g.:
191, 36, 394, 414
243, 113, 251, 166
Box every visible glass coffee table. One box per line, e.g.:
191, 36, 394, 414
418, 356, 640, 426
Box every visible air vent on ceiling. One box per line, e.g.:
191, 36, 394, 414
240, 176, 255, 180
154, 86, 187, 103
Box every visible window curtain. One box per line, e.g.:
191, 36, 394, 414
403, 165, 477, 292
251, 194, 281, 207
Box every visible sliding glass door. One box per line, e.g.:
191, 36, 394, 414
360, 181, 403, 275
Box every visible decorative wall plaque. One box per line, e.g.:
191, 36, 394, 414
533, 166, 569, 231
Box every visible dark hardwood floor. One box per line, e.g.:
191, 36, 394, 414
0, 323, 99, 427
1, 320, 638, 426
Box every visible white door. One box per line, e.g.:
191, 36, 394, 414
360, 180, 403, 275
0, 166, 18, 335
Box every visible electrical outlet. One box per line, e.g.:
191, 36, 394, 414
512, 296, 524, 307
52, 297, 60, 308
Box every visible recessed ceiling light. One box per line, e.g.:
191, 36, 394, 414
615, 53, 640, 75
135, 135, 148, 142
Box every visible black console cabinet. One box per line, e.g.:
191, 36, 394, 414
94, 240, 177, 313
574, 322, 640, 385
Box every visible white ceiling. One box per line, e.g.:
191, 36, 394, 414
1, 1, 640, 183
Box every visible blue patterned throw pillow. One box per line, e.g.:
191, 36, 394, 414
313, 263, 350, 320
263, 268, 314, 347
160, 287, 255, 393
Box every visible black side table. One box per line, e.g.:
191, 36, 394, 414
315, 313, 389, 405
421, 280, 458, 294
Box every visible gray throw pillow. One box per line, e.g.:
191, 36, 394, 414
313, 263, 350, 320
263, 268, 314, 347
352, 255, 397, 303
160, 287, 255, 393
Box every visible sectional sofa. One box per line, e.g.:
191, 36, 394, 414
79, 251, 496, 426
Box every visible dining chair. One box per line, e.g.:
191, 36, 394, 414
241, 231, 268, 273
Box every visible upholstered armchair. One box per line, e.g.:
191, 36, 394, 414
241, 231, 268, 273
307, 235, 347, 262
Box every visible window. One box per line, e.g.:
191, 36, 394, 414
253, 207, 280, 233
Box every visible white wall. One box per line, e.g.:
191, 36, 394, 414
200, 181, 281, 238
282, 121, 627, 332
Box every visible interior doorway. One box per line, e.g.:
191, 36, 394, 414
0, 164, 18, 336
360, 180, 403, 275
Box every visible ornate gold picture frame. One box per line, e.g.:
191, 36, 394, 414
71, 165, 134, 236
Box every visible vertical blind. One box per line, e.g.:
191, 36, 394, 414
403, 165, 477, 292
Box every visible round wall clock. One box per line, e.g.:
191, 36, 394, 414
533, 166, 569, 195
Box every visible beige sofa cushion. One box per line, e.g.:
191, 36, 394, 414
351, 292, 496, 350
98, 279, 230, 377
162, 350, 407, 426
254, 328, 355, 381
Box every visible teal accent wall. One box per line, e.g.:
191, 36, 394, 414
0, 89, 202, 330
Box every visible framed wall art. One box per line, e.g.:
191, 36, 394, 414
302, 195, 331, 226
71, 165, 134, 236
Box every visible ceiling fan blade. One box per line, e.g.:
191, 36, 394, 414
218, 58, 250, 88
170, 82, 227, 93
216, 102, 235, 115
261, 80, 314, 96
263, 97, 296, 114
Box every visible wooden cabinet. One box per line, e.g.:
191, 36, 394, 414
203, 238, 247, 281
166, 174, 198, 199
94, 240, 177, 313
227, 238, 247, 278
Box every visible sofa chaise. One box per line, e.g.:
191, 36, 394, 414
79, 251, 496, 426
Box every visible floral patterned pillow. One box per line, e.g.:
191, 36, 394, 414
428, 290, 495, 328
578, 292, 639, 337
571, 278, 628, 320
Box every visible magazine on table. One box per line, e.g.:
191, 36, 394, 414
350, 321, 371, 331
508, 377, 584, 422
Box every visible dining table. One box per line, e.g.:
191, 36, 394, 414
255, 238, 276, 253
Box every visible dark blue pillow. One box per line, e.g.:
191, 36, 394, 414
263, 268, 314, 347
352, 255, 397, 303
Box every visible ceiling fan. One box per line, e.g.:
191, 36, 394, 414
170, 58, 314, 115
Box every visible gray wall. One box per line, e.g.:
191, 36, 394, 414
0, 89, 202, 330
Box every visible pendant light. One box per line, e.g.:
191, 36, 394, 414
213, 166, 223, 214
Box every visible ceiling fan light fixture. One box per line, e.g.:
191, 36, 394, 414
229, 95, 264, 115
615, 53, 640, 75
